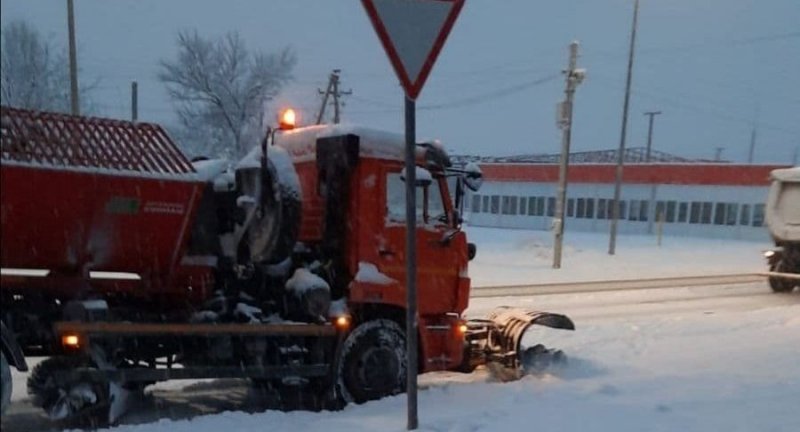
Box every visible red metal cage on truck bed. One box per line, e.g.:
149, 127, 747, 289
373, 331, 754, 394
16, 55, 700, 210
1, 107, 208, 301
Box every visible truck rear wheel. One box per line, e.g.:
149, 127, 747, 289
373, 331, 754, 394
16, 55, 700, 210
337, 319, 407, 404
27, 356, 109, 423
1, 351, 11, 416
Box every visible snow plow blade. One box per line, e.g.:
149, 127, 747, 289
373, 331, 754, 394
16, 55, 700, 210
461, 306, 574, 380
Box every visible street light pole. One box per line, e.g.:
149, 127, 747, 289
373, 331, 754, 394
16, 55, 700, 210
609, 0, 640, 256
643, 111, 662, 162
553, 41, 585, 269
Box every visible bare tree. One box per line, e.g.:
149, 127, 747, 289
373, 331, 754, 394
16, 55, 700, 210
159, 30, 296, 158
0, 20, 76, 113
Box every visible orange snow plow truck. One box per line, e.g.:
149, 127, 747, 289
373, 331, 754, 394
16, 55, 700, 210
0, 106, 574, 423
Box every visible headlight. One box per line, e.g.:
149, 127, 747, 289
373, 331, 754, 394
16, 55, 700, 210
764, 250, 775, 258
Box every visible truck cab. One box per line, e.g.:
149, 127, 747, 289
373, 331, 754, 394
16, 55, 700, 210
274, 125, 474, 372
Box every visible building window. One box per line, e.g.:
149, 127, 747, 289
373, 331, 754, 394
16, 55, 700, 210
567, 198, 575, 217
547, 197, 556, 217
639, 200, 649, 222
502, 196, 515, 215
629, 200, 640, 221
618, 200, 627, 219
490, 195, 500, 214
740, 204, 751, 226
655, 201, 665, 222
471, 195, 481, 213
576, 198, 586, 218
597, 199, 607, 219
714, 202, 726, 225
689, 202, 701, 224
726, 203, 738, 226
701, 202, 712, 224
586, 198, 595, 219
678, 202, 688, 223
536, 197, 545, 216
528, 196, 537, 215
501, 196, 509, 215
510, 196, 518, 214
519, 197, 527, 214
666, 201, 677, 223
482, 195, 489, 213
752, 204, 765, 227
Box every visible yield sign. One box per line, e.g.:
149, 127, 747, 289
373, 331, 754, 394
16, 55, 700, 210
361, 0, 465, 100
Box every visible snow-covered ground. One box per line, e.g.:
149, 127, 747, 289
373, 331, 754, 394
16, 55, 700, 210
5, 228, 799, 432
465, 226, 768, 286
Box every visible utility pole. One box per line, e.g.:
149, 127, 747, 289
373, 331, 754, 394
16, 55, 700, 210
793, 146, 798, 166
715, 147, 725, 161
609, 0, 639, 256
67, 0, 80, 115
131, 81, 138, 122
643, 111, 662, 162
553, 41, 585, 269
747, 127, 757, 163
316, 69, 352, 124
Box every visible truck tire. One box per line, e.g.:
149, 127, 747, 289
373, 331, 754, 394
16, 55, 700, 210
236, 152, 301, 265
769, 262, 796, 293
336, 319, 407, 404
28, 356, 109, 422
1, 351, 11, 416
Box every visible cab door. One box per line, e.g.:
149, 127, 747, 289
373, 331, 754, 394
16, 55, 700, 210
375, 166, 464, 314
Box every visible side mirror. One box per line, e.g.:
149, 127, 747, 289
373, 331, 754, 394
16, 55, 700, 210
400, 166, 433, 188
463, 162, 483, 192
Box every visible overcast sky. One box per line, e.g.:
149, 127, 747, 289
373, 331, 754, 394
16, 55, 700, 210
2, 0, 798, 163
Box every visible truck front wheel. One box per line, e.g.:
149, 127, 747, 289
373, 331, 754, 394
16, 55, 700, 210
1, 351, 11, 416
336, 319, 407, 404
769, 261, 796, 293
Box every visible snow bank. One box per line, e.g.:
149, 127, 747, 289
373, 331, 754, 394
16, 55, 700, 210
466, 226, 769, 287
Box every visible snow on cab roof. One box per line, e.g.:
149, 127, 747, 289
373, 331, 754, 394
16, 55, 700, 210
770, 167, 800, 182
273, 124, 427, 163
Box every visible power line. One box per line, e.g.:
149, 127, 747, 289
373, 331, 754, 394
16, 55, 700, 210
590, 73, 800, 136
349, 74, 559, 114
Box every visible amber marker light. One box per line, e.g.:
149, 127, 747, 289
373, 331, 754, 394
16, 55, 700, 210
458, 324, 468, 335
279, 108, 297, 130
335, 315, 350, 330
62, 334, 80, 348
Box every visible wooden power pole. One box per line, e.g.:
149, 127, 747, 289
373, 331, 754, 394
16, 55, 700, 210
316, 69, 351, 124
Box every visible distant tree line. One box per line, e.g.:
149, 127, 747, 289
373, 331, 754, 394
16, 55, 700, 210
158, 30, 296, 159
0, 20, 94, 113
1, 19, 296, 159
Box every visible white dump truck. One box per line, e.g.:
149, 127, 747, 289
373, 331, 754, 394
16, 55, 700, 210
764, 167, 800, 292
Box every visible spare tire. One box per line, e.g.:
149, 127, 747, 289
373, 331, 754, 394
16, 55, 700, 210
235, 145, 301, 265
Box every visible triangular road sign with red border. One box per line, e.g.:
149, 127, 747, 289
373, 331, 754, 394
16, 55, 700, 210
361, 0, 465, 100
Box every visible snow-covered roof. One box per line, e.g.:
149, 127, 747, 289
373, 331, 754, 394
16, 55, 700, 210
770, 167, 800, 182
273, 124, 427, 163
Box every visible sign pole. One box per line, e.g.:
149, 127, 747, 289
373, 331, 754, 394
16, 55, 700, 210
404, 95, 418, 430
359, 2, 464, 428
